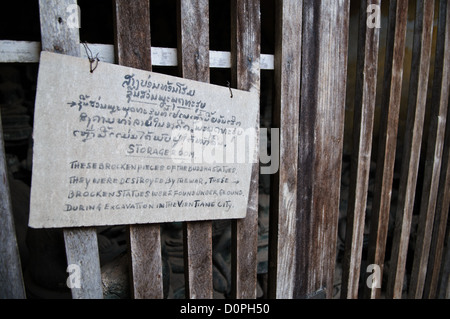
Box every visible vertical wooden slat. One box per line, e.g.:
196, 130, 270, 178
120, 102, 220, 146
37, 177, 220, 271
364, 0, 409, 299
386, 0, 435, 299
341, 0, 381, 299
38, 0, 103, 299
425, 84, 450, 298
438, 229, 450, 298
113, 0, 164, 299
177, 0, 210, 82
114, 0, 152, 70
327, 2, 352, 300
268, 0, 302, 299
412, 0, 450, 299
177, 0, 213, 299
39, 0, 80, 57
230, 0, 261, 299
0, 114, 26, 299
296, 0, 318, 298
327, 1, 351, 300
63, 229, 103, 299
296, 0, 349, 299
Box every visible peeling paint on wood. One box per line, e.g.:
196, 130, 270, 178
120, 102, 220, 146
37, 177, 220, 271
38, 0, 103, 299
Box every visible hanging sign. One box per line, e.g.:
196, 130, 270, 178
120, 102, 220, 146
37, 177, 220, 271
29, 52, 259, 228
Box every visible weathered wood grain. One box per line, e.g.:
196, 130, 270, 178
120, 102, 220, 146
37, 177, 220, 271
425, 80, 450, 298
39, 0, 80, 56
297, 0, 349, 299
364, 0, 409, 299
411, 0, 450, 299
126, 224, 163, 299
63, 229, 103, 299
268, 0, 302, 299
182, 222, 213, 299
0, 114, 26, 299
326, 2, 351, 299
177, 0, 213, 299
438, 230, 450, 298
113, 0, 152, 70
113, 0, 164, 299
341, 0, 381, 299
38, 0, 103, 299
386, 0, 435, 299
230, 0, 261, 299
177, 0, 210, 82
0, 41, 41, 63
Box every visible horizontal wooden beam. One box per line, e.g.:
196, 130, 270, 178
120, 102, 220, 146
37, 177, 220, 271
0, 40, 275, 69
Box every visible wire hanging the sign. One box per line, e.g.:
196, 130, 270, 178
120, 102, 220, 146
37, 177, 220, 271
81, 42, 100, 73
227, 81, 233, 98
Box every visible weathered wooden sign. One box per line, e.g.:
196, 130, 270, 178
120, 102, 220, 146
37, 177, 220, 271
29, 52, 259, 228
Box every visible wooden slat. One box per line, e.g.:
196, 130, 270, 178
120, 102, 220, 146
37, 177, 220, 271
438, 230, 450, 298
0, 41, 41, 63
38, 0, 103, 299
412, 0, 450, 299
424, 77, 450, 298
39, 0, 80, 57
113, 0, 152, 69
0, 113, 26, 299
268, 0, 302, 299
296, 0, 349, 299
341, 0, 381, 299
113, 0, 164, 299
364, 0, 409, 299
63, 229, 103, 299
230, 0, 261, 299
182, 221, 213, 299
177, 0, 213, 299
326, 1, 351, 299
386, 0, 435, 299
177, 0, 210, 82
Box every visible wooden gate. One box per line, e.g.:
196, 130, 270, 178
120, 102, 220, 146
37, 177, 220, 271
0, 0, 449, 299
